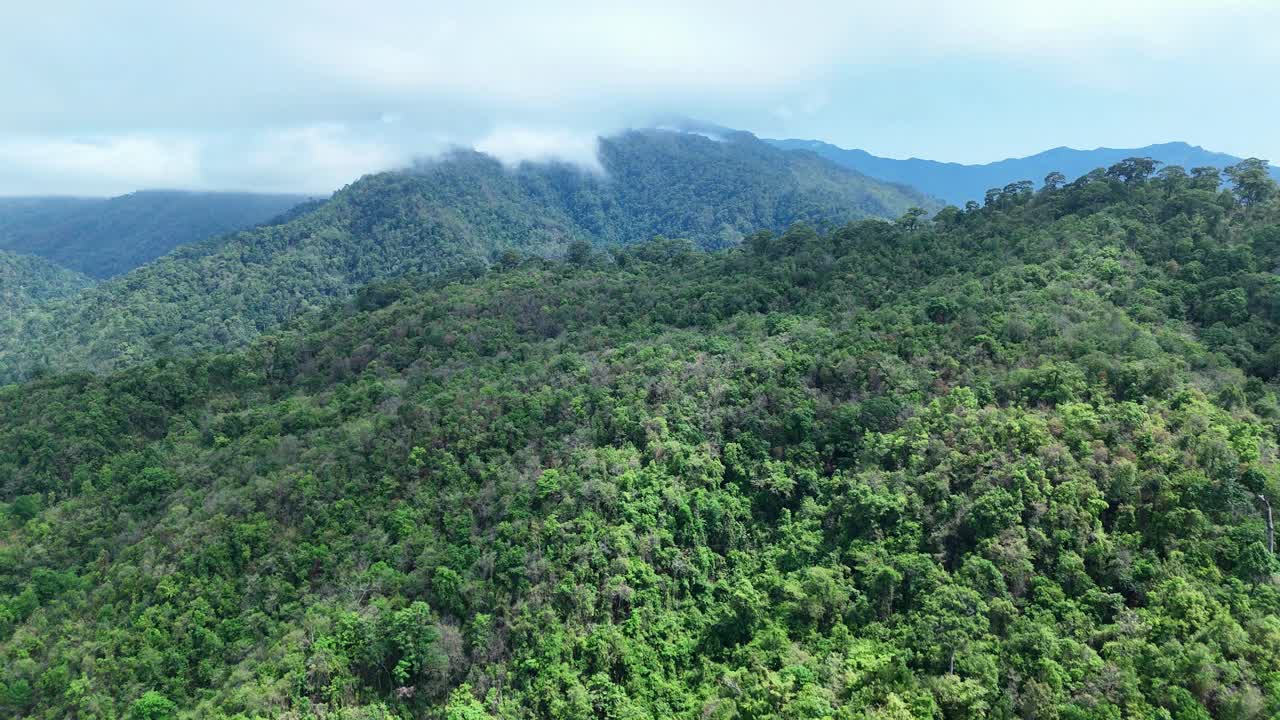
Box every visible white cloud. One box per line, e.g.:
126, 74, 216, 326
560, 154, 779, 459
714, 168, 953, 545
15, 2, 1269, 123
0, 126, 414, 196
0, 123, 612, 195
253, 1, 1280, 102
0, 1, 1276, 192
0, 136, 201, 196
651, 126, 727, 143
269, 3, 811, 104
773, 89, 831, 122
225, 125, 408, 194
474, 128, 604, 173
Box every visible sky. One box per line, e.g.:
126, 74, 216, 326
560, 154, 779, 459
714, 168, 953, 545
1, 0, 1278, 195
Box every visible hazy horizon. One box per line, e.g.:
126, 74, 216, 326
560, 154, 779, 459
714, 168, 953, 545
3, 1, 1277, 195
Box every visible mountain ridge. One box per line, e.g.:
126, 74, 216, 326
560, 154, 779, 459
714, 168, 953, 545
0, 190, 313, 279
767, 137, 1279, 205
1, 166, 1278, 718
0, 250, 93, 317
0, 128, 935, 383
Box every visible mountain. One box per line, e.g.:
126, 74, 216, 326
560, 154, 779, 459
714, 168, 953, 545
1, 167, 1278, 718
0, 190, 311, 279
0, 250, 92, 316
0, 128, 936, 383
768, 138, 1280, 206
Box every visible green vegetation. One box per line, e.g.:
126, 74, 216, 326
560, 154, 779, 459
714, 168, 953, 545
1, 157, 1278, 718
0, 250, 93, 320
0, 129, 936, 383
0, 191, 310, 280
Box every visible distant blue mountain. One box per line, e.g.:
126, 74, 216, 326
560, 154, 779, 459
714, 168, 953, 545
766, 138, 1280, 206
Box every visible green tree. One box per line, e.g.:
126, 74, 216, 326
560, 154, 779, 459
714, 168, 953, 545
1225, 158, 1277, 206
129, 691, 178, 720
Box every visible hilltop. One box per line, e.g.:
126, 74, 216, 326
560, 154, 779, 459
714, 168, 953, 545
769, 138, 1280, 206
0, 250, 92, 317
0, 160, 1277, 718
0, 128, 935, 383
0, 190, 311, 279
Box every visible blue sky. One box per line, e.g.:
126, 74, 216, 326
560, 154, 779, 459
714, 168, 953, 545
2, 1, 1277, 195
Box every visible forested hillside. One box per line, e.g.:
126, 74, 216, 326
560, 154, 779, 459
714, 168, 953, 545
770, 138, 1280, 206
0, 191, 310, 279
1, 157, 1278, 719
0, 129, 935, 384
0, 251, 93, 317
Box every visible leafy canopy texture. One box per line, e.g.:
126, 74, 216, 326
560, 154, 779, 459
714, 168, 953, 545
1, 159, 1280, 718
0, 250, 93, 321
0, 129, 935, 384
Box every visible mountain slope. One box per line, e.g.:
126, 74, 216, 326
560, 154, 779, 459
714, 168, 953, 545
769, 138, 1280, 206
0, 190, 311, 279
0, 250, 92, 316
0, 129, 937, 383
1, 169, 1278, 718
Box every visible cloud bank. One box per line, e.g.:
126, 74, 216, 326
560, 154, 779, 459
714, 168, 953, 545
475, 128, 605, 174
0, 136, 201, 196
1, 1, 1277, 195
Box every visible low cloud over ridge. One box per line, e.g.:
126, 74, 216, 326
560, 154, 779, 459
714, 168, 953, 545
1, 1, 1277, 195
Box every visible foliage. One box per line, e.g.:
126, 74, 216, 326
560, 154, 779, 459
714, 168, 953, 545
0, 250, 93, 319
0, 129, 935, 384
0, 191, 309, 279
0, 159, 1278, 718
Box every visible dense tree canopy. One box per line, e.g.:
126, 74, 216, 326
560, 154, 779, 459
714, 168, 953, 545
0, 250, 93, 320
0, 191, 310, 280
0, 130, 935, 384
0, 158, 1277, 718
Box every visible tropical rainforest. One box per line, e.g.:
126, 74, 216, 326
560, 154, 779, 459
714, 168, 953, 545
0, 130, 933, 384
0, 191, 309, 280
0, 250, 93, 319
1, 148, 1279, 720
